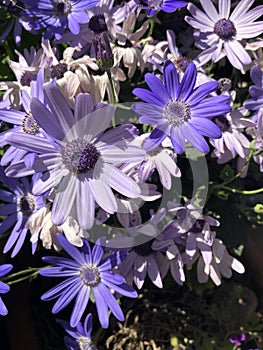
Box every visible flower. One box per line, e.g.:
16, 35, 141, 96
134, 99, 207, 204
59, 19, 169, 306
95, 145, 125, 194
40, 234, 138, 328
113, 209, 166, 289
229, 333, 246, 346
105, 12, 148, 78
57, 313, 98, 350
0, 0, 30, 46
185, 0, 263, 72
133, 60, 231, 153
23, 0, 98, 39
210, 91, 253, 162
0, 264, 13, 316
123, 133, 181, 190
0, 166, 44, 257
4, 85, 145, 230
140, 0, 187, 18
244, 65, 263, 122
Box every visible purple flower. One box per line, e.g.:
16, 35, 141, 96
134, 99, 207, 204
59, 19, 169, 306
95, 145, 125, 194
4, 84, 145, 230
40, 234, 137, 328
133, 60, 231, 153
140, 0, 187, 18
23, 0, 98, 40
185, 0, 263, 72
244, 65, 263, 122
0, 1, 30, 46
229, 333, 246, 346
0, 264, 13, 316
57, 313, 98, 350
0, 166, 44, 257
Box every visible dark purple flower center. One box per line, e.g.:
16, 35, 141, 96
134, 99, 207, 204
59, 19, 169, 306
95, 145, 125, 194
18, 194, 35, 216
51, 63, 68, 79
218, 78, 232, 92
54, 0, 72, 16
176, 57, 191, 73
189, 219, 205, 233
164, 99, 190, 126
79, 264, 101, 287
213, 115, 230, 132
22, 113, 39, 135
88, 14, 108, 34
61, 138, 101, 174
133, 238, 154, 256
20, 72, 34, 86
214, 18, 236, 40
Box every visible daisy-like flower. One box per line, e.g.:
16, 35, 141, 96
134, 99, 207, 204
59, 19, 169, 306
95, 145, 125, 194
133, 60, 231, 153
0, 264, 13, 316
0, 166, 45, 257
0, 68, 45, 168
4, 84, 145, 230
27, 202, 84, 253
210, 92, 253, 162
185, 0, 263, 72
40, 234, 138, 328
106, 12, 149, 78
187, 237, 245, 286
140, 0, 187, 18
114, 209, 166, 289
0, 0, 30, 46
23, 0, 98, 40
57, 313, 98, 350
244, 65, 263, 122
126, 133, 181, 190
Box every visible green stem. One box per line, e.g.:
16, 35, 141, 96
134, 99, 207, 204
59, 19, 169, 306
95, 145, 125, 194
2, 266, 48, 285
217, 185, 263, 195
6, 271, 40, 285
106, 70, 116, 127
213, 149, 253, 191
147, 13, 157, 38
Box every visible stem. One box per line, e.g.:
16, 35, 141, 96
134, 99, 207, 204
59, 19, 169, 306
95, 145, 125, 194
147, 13, 157, 38
213, 149, 253, 191
2, 267, 47, 285
106, 70, 116, 127
217, 186, 263, 195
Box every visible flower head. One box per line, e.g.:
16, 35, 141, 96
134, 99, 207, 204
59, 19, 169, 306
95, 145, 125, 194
57, 313, 98, 350
4, 85, 145, 230
185, 0, 263, 72
23, 0, 98, 39
133, 60, 231, 153
40, 234, 137, 328
0, 166, 45, 257
140, 0, 187, 18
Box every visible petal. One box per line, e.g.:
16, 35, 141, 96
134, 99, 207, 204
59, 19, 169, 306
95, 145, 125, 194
52, 175, 77, 226
177, 63, 197, 101
180, 123, 210, 153
76, 177, 95, 230
70, 285, 90, 327
163, 60, 179, 100
190, 118, 222, 138
133, 88, 166, 107
145, 73, 171, 102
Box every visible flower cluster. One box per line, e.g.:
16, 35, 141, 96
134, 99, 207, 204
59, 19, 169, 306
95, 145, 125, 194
0, 0, 262, 348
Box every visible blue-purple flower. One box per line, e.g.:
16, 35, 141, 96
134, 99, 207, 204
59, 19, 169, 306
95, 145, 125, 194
57, 313, 98, 350
133, 60, 231, 153
23, 0, 98, 39
4, 84, 145, 230
0, 166, 45, 257
40, 234, 137, 328
229, 332, 246, 346
0, 264, 13, 316
244, 65, 263, 122
140, 0, 187, 17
